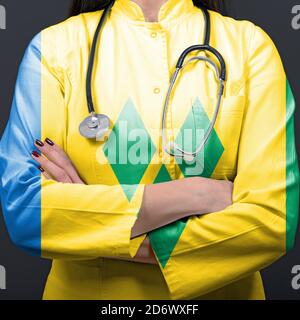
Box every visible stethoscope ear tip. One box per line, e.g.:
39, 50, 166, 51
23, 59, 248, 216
183, 154, 196, 163
166, 141, 196, 163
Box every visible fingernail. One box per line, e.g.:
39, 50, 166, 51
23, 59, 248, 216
31, 151, 40, 158
38, 166, 44, 172
35, 139, 44, 147
45, 138, 54, 146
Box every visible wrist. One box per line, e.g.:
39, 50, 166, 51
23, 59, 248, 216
182, 177, 211, 215
174, 177, 208, 219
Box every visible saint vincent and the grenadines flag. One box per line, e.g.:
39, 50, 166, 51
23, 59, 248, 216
0, 1, 299, 299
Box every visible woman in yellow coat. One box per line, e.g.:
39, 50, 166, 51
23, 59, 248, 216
0, 0, 299, 300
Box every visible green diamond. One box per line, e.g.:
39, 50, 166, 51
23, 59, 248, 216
149, 165, 188, 268
103, 98, 156, 201
149, 97, 224, 268
176, 97, 224, 178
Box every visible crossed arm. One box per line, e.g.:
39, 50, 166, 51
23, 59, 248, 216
31, 137, 233, 265
1, 26, 297, 299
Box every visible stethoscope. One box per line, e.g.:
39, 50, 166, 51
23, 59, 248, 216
79, 0, 226, 162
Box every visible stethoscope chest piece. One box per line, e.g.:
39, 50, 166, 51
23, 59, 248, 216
79, 113, 111, 140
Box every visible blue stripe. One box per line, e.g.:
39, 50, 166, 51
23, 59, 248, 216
0, 33, 41, 256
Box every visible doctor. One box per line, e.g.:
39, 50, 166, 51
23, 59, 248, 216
0, 0, 299, 300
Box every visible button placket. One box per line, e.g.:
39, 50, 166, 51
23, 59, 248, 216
150, 29, 163, 100
150, 28, 163, 158
156, 29, 176, 179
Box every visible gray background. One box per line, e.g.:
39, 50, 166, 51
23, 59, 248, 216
0, 0, 299, 300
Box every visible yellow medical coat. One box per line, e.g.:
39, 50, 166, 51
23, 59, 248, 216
0, 0, 299, 300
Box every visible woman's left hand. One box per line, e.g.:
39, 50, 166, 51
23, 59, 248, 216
31, 138, 85, 184
31, 137, 157, 265
105, 236, 158, 265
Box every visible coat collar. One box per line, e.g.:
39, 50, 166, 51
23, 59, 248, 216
111, 0, 196, 28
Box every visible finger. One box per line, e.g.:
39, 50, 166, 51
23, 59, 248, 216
34, 138, 84, 184
31, 151, 72, 183
42, 171, 52, 180
37, 138, 84, 183
44, 138, 69, 159
38, 166, 52, 180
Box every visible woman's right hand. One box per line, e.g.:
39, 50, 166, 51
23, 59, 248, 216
193, 177, 233, 214
131, 177, 233, 238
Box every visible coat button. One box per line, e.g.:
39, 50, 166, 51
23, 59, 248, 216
153, 87, 160, 94
151, 31, 157, 38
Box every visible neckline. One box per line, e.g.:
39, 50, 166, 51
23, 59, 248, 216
111, 0, 197, 29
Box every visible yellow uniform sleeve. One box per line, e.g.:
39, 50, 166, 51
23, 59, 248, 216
150, 25, 299, 299
0, 33, 146, 260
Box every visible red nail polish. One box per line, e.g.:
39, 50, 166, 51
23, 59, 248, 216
38, 166, 44, 172
35, 139, 44, 147
45, 138, 54, 146
32, 151, 40, 158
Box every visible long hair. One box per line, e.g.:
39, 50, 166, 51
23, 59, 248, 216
69, 0, 228, 17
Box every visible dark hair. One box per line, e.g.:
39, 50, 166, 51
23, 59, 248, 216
69, 0, 228, 17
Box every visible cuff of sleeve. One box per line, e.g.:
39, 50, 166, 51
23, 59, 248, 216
152, 249, 182, 300
129, 233, 147, 257
112, 184, 146, 258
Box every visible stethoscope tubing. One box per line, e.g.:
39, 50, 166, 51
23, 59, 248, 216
86, 0, 116, 114
162, 55, 225, 159
81, 0, 227, 162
